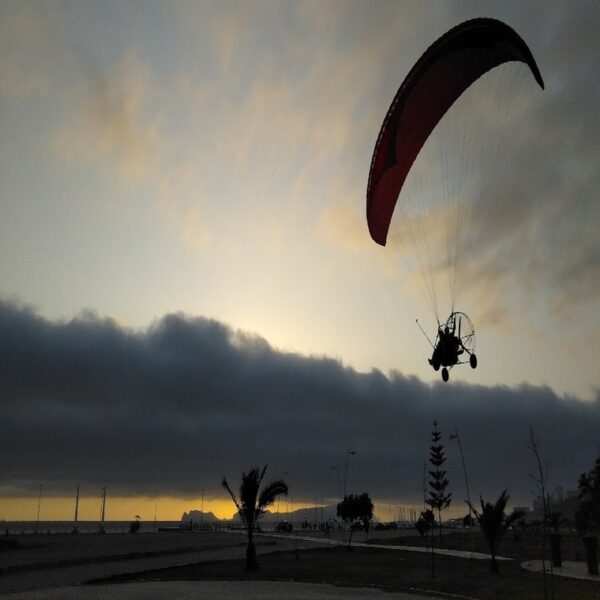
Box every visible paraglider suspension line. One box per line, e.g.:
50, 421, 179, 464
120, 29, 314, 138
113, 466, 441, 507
416, 319, 435, 349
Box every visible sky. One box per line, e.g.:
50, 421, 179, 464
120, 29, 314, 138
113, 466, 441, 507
0, 1, 598, 521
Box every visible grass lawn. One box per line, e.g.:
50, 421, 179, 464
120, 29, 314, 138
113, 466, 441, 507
366, 528, 592, 562
98, 542, 599, 600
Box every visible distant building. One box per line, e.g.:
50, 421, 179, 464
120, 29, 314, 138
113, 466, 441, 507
527, 488, 581, 524
555, 486, 564, 503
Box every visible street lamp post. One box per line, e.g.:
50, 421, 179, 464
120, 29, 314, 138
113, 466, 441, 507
343, 447, 356, 498
73, 484, 80, 534
283, 471, 291, 528
35, 484, 42, 534
99, 486, 107, 534
450, 428, 474, 556
200, 489, 204, 529
340, 448, 357, 544
331, 466, 341, 500
154, 493, 158, 532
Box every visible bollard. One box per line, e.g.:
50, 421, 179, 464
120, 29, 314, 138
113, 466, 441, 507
582, 535, 598, 576
550, 533, 562, 568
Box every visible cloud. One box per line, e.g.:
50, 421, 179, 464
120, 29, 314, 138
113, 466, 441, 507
210, 6, 249, 73
49, 44, 213, 252
0, 298, 597, 508
317, 201, 369, 254
53, 53, 163, 183
0, 2, 55, 97
156, 162, 214, 254
178, 207, 212, 253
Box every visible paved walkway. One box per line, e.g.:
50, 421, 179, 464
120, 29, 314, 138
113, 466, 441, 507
293, 532, 599, 581
0, 580, 437, 600
521, 560, 600, 583
262, 533, 512, 561
0, 536, 321, 596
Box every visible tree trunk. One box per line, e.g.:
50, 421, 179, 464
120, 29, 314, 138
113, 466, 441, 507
346, 527, 354, 550
583, 535, 598, 576
489, 552, 499, 574
430, 525, 435, 581
550, 533, 562, 568
246, 529, 258, 570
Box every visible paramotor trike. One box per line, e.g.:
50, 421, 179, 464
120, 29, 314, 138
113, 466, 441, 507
427, 312, 477, 382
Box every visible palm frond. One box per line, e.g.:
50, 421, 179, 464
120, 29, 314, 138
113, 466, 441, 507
238, 468, 261, 526
222, 477, 243, 521
503, 508, 525, 531
259, 464, 268, 485
257, 479, 288, 515
469, 490, 514, 552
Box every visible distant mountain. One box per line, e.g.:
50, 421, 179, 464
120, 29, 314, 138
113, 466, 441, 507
231, 505, 338, 523
180, 505, 339, 524
180, 510, 220, 523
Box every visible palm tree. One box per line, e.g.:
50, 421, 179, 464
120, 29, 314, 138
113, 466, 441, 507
222, 465, 288, 570
468, 490, 524, 574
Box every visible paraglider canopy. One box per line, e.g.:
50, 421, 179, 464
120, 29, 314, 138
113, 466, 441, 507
365, 18, 545, 382
366, 17, 544, 247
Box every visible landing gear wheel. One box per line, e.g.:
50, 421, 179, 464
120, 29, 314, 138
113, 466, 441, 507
432, 358, 440, 371
470, 354, 477, 369
441, 368, 449, 382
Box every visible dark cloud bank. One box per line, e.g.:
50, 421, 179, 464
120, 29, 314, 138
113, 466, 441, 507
0, 299, 598, 509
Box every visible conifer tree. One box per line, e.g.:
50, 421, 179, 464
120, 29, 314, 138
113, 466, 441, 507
427, 420, 452, 539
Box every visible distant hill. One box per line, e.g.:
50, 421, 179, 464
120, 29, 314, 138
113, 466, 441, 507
180, 505, 338, 524
228, 505, 339, 524
180, 510, 220, 523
